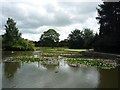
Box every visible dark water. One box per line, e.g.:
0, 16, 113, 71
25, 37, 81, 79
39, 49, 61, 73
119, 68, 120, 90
1, 51, 119, 88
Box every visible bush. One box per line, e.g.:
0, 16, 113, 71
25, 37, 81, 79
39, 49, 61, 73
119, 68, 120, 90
6, 38, 35, 51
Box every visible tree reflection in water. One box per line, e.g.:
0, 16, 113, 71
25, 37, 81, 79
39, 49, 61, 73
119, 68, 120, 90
4, 62, 21, 79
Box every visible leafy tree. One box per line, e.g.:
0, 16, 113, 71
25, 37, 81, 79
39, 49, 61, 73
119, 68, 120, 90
2, 18, 35, 51
39, 29, 60, 48
96, 2, 120, 53
83, 28, 94, 49
68, 29, 84, 49
3, 18, 21, 50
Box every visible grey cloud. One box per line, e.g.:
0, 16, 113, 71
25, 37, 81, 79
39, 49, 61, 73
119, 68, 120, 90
1, 1, 100, 29
0, 0, 101, 40
20, 28, 40, 34
57, 2, 100, 24
2, 2, 27, 20
58, 2, 99, 14
1, 3, 72, 30
45, 4, 56, 13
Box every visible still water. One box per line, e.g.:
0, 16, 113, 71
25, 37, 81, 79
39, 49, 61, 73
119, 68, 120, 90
1, 51, 119, 88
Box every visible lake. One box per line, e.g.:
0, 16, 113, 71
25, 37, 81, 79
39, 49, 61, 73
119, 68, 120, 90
1, 51, 119, 88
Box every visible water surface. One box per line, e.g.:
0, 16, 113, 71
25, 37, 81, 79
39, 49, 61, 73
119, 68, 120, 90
1, 51, 119, 88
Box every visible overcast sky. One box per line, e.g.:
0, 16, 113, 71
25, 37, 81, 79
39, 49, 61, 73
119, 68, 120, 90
0, 0, 103, 41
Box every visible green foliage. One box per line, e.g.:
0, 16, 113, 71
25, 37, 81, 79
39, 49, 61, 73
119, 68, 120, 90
12, 38, 35, 51
40, 29, 60, 48
68, 28, 94, 49
83, 28, 94, 49
2, 18, 35, 51
3, 18, 21, 49
68, 29, 84, 49
96, 2, 120, 53
59, 39, 68, 47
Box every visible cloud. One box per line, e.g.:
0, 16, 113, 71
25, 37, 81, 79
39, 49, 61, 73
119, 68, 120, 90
0, 0, 102, 41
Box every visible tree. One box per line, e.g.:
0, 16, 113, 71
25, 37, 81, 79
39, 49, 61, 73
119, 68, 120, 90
33, 41, 41, 47
96, 2, 120, 53
68, 29, 84, 49
2, 18, 35, 51
93, 33, 99, 49
83, 28, 94, 49
3, 18, 21, 50
59, 39, 68, 47
39, 29, 60, 48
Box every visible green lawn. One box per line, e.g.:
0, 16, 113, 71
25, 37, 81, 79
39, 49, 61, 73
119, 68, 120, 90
36, 47, 92, 52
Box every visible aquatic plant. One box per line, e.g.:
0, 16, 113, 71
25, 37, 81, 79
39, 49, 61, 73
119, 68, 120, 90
14, 57, 47, 62
66, 58, 116, 69
12, 57, 59, 66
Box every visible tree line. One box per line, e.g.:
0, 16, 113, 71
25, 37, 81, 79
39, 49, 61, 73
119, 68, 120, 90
34, 28, 96, 49
2, 18, 96, 50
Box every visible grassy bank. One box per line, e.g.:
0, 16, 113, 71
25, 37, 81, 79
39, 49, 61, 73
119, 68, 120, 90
36, 47, 90, 57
